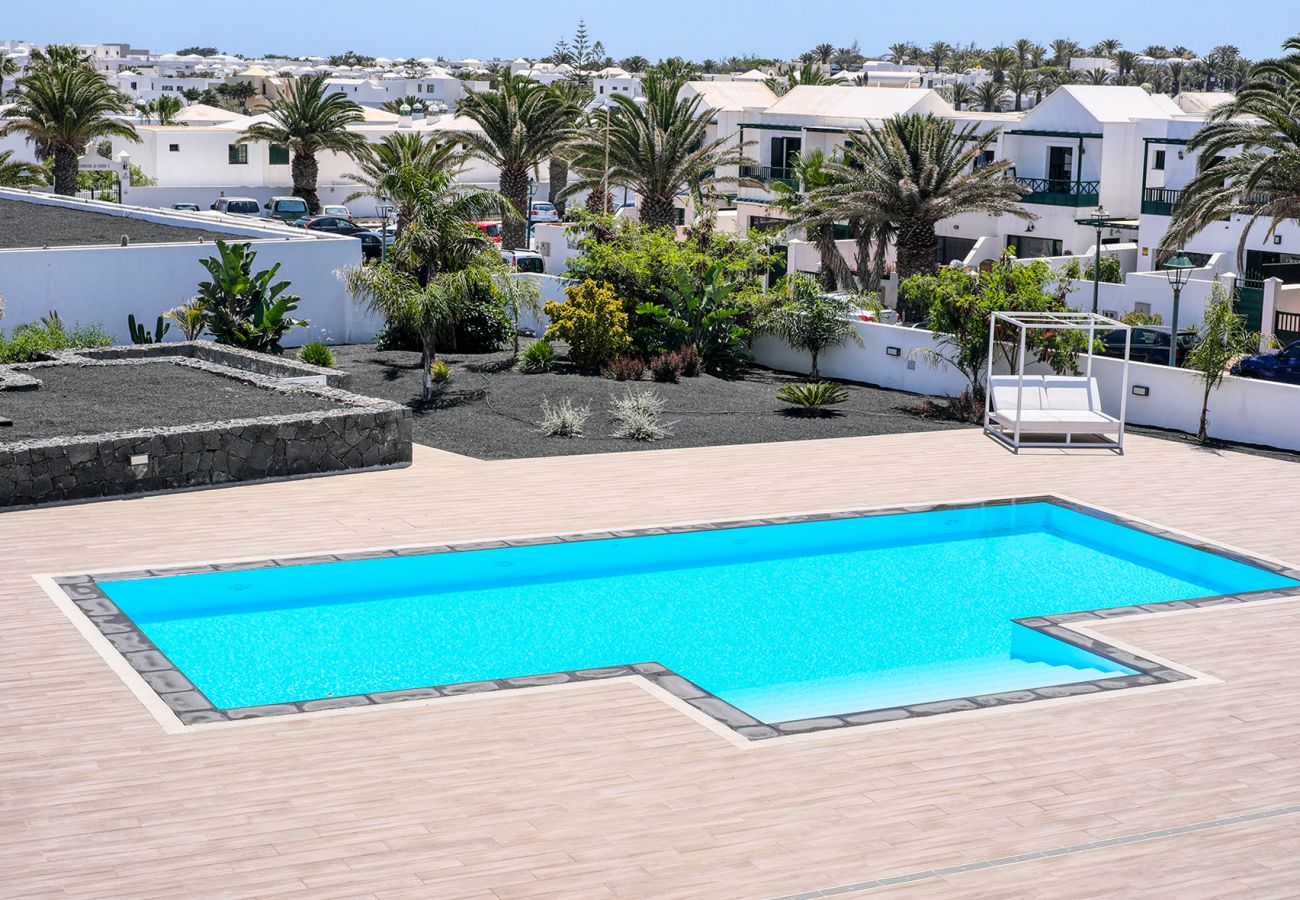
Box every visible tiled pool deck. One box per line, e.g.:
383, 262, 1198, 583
6, 431, 1300, 897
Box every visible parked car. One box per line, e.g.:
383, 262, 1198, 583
475, 221, 502, 243
321, 204, 352, 219
209, 197, 260, 216
292, 215, 383, 260
1099, 326, 1198, 366
262, 196, 311, 223
1231, 340, 1300, 384
171, 203, 200, 212
500, 248, 544, 274
529, 201, 559, 223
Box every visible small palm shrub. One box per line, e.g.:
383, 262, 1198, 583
776, 382, 849, 417
610, 387, 674, 441
648, 351, 683, 383
677, 344, 703, 377
602, 355, 645, 381
164, 298, 207, 341
516, 339, 555, 373
298, 341, 335, 367
537, 397, 590, 437
543, 280, 631, 370
430, 358, 452, 384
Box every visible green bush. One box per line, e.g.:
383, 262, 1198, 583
516, 339, 555, 374
544, 281, 631, 370
0, 319, 112, 363
430, 358, 452, 384
776, 382, 849, 417
196, 240, 307, 354
298, 341, 335, 367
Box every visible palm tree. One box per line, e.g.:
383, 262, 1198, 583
0, 52, 18, 100
1114, 50, 1139, 79
1005, 67, 1034, 111
927, 41, 955, 72
564, 72, 745, 230
768, 149, 851, 291
0, 149, 45, 187
822, 114, 1034, 282
1168, 59, 1187, 94
1081, 67, 1113, 85
765, 60, 838, 96
813, 43, 835, 66
1162, 35, 1300, 267
545, 81, 592, 217
240, 73, 366, 213
1143, 45, 1170, 60
974, 81, 1008, 112
1028, 44, 1048, 68
984, 47, 1017, 84
393, 171, 512, 284
1093, 39, 1123, 58
946, 82, 974, 111
619, 55, 650, 72
1050, 39, 1079, 69
1, 50, 138, 195
887, 43, 912, 65
1013, 39, 1034, 68
139, 94, 183, 125
344, 132, 468, 236
456, 74, 575, 249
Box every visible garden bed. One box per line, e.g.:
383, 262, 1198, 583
330, 343, 969, 460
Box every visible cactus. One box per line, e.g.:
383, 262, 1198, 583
127, 313, 170, 345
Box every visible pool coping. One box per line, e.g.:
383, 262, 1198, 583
41, 495, 1300, 741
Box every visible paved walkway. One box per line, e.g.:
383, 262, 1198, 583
4, 431, 1300, 898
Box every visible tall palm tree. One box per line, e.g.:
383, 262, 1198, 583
344, 132, 468, 236
545, 81, 592, 217
1050, 39, 1079, 69
1081, 67, 1113, 85
0, 149, 45, 187
0, 52, 19, 100
927, 41, 955, 72
1093, 39, 1123, 58
813, 43, 835, 66
821, 114, 1033, 282
1114, 50, 1139, 79
564, 72, 745, 230
946, 82, 974, 111
984, 47, 1017, 84
240, 73, 366, 213
1013, 39, 1034, 68
765, 60, 838, 96
1, 49, 137, 195
768, 149, 851, 292
456, 74, 575, 249
1162, 35, 1300, 267
1168, 59, 1187, 94
1005, 67, 1034, 111
887, 43, 910, 65
974, 81, 1008, 112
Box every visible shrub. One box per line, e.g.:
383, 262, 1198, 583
537, 397, 590, 437
648, 351, 683, 383
298, 341, 335, 367
165, 298, 207, 341
517, 339, 555, 373
543, 281, 631, 370
602, 355, 645, 381
197, 240, 307, 354
760, 274, 863, 380
0, 319, 112, 364
634, 263, 751, 371
776, 382, 849, 417
610, 387, 674, 441
677, 344, 703, 377
430, 358, 452, 384
1121, 310, 1164, 326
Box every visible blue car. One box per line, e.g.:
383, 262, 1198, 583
1231, 340, 1300, 384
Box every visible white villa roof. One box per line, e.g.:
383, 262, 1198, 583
357, 106, 402, 123
173, 103, 248, 125
736, 69, 769, 81
763, 86, 952, 125
1024, 85, 1180, 127
237, 65, 273, 78
1174, 91, 1234, 114
682, 80, 776, 112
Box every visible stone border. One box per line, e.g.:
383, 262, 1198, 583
51, 496, 1300, 737
72, 342, 347, 387
0, 350, 411, 507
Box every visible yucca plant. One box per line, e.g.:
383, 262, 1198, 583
516, 339, 555, 373
776, 381, 849, 417
164, 298, 206, 341
298, 341, 335, 367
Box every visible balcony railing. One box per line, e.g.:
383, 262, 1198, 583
1013, 177, 1101, 207
1142, 187, 1181, 216
740, 164, 798, 189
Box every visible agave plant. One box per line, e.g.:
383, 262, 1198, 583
776, 382, 849, 417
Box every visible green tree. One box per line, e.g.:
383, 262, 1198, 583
1005, 67, 1034, 112
565, 73, 744, 230
761, 273, 863, 380
1185, 283, 1258, 441
176, 46, 220, 56
0, 149, 45, 187
544, 81, 592, 217
456, 74, 574, 249
1162, 34, 1300, 264
240, 73, 367, 213
390, 171, 512, 284
983, 47, 1017, 83
196, 241, 307, 353
1, 48, 138, 195
820, 114, 1032, 283
974, 81, 1008, 112
768, 148, 851, 292
764, 61, 838, 97
344, 132, 468, 237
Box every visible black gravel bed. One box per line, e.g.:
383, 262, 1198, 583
329, 343, 969, 460
0, 362, 342, 442
0, 198, 243, 249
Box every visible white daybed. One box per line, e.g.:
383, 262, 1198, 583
983, 312, 1131, 454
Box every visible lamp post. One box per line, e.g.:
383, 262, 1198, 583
1163, 250, 1194, 367
1075, 204, 1114, 314
526, 177, 538, 249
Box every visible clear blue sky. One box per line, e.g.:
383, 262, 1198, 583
6, 1, 1291, 61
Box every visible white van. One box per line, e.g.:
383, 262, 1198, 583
262, 196, 310, 223
210, 197, 260, 216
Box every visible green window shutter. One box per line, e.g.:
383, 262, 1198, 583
269, 144, 290, 165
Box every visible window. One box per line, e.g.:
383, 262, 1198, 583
1134, 302, 1152, 316
228, 144, 248, 165
1006, 235, 1062, 258
974, 149, 995, 170
769, 136, 801, 178
168, 143, 179, 152
1153, 150, 1166, 171
269, 144, 290, 165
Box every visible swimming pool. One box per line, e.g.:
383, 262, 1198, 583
77, 499, 1300, 736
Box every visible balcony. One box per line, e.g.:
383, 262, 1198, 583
740, 165, 798, 189
1013, 177, 1101, 208
1142, 187, 1181, 216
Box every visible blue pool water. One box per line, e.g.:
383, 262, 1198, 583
99, 503, 1297, 722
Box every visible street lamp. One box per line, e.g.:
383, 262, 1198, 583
1163, 250, 1195, 367
1075, 205, 1119, 314
526, 176, 538, 249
